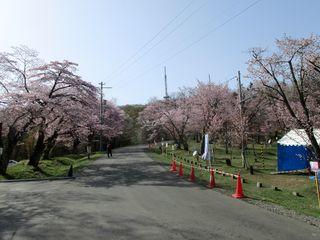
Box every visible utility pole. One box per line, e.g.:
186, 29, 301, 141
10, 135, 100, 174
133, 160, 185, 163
99, 82, 112, 152
237, 71, 248, 169
163, 66, 170, 100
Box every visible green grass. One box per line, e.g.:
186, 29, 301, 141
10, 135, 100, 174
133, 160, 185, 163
0, 152, 104, 180
148, 143, 320, 218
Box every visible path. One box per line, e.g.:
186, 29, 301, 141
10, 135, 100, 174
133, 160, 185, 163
0, 145, 319, 239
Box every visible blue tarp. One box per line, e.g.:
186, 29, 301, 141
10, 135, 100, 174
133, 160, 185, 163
277, 144, 310, 171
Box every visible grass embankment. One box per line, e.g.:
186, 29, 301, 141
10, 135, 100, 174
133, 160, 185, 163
147, 142, 320, 218
0, 153, 104, 180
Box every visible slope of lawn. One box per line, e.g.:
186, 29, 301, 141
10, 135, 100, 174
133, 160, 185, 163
147, 142, 320, 218
0, 153, 104, 180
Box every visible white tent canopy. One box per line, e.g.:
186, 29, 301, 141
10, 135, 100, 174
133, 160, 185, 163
277, 129, 320, 146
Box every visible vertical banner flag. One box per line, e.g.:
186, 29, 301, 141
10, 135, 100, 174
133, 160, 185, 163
201, 134, 211, 162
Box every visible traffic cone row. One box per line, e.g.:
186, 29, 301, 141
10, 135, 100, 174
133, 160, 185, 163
232, 173, 245, 199
188, 165, 196, 182
170, 158, 177, 172
170, 159, 244, 199
207, 168, 215, 189
178, 162, 184, 176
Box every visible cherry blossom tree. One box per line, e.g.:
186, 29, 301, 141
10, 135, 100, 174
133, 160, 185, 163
190, 81, 236, 153
0, 46, 125, 174
101, 100, 125, 140
248, 35, 320, 161
0, 46, 42, 174
139, 90, 192, 150
42, 99, 125, 157
22, 60, 98, 167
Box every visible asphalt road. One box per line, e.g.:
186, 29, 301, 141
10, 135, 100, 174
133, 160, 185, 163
0, 145, 319, 240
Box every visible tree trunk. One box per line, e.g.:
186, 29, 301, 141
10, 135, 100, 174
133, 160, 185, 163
252, 142, 258, 163
28, 129, 46, 167
241, 135, 249, 169
196, 132, 201, 143
0, 123, 3, 175
225, 138, 229, 154
306, 128, 320, 161
183, 141, 189, 151
72, 138, 81, 154
42, 143, 54, 160
0, 127, 19, 175
42, 131, 58, 160
176, 141, 181, 150
200, 134, 205, 155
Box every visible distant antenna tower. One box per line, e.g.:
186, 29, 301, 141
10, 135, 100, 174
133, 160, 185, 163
163, 66, 170, 100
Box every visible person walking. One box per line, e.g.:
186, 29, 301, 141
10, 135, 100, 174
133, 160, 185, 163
107, 143, 112, 158
86, 144, 92, 160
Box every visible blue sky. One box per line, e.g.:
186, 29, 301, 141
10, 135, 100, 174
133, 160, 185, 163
0, 0, 319, 105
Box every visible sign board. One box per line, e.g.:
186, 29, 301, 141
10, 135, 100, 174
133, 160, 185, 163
310, 161, 320, 172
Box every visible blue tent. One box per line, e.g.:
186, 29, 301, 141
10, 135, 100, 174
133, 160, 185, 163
277, 129, 320, 171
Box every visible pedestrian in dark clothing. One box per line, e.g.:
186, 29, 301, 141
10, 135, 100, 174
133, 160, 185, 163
107, 143, 112, 158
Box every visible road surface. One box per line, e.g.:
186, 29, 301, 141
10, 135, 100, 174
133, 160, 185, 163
0, 145, 319, 240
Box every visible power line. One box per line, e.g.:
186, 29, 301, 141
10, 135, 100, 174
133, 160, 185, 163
108, 0, 209, 84
111, 0, 239, 89
99, 82, 112, 152
103, 0, 195, 81
222, 76, 237, 85
154, 0, 241, 60
129, 0, 263, 83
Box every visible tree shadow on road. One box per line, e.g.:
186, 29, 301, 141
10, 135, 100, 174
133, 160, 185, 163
0, 183, 122, 240
77, 150, 207, 190
0, 201, 219, 239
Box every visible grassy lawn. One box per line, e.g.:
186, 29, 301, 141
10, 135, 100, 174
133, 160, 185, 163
0, 152, 104, 180
147, 142, 320, 218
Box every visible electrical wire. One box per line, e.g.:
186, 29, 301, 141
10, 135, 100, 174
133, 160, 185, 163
127, 0, 263, 84
103, 0, 196, 81
108, 0, 210, 84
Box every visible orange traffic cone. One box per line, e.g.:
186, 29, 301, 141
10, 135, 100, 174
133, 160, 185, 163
170, 159, 177, 172
178, 162, 184, 176
207, 168, 215, 189
232, 173, 244, 198
188, 165, 196, 182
